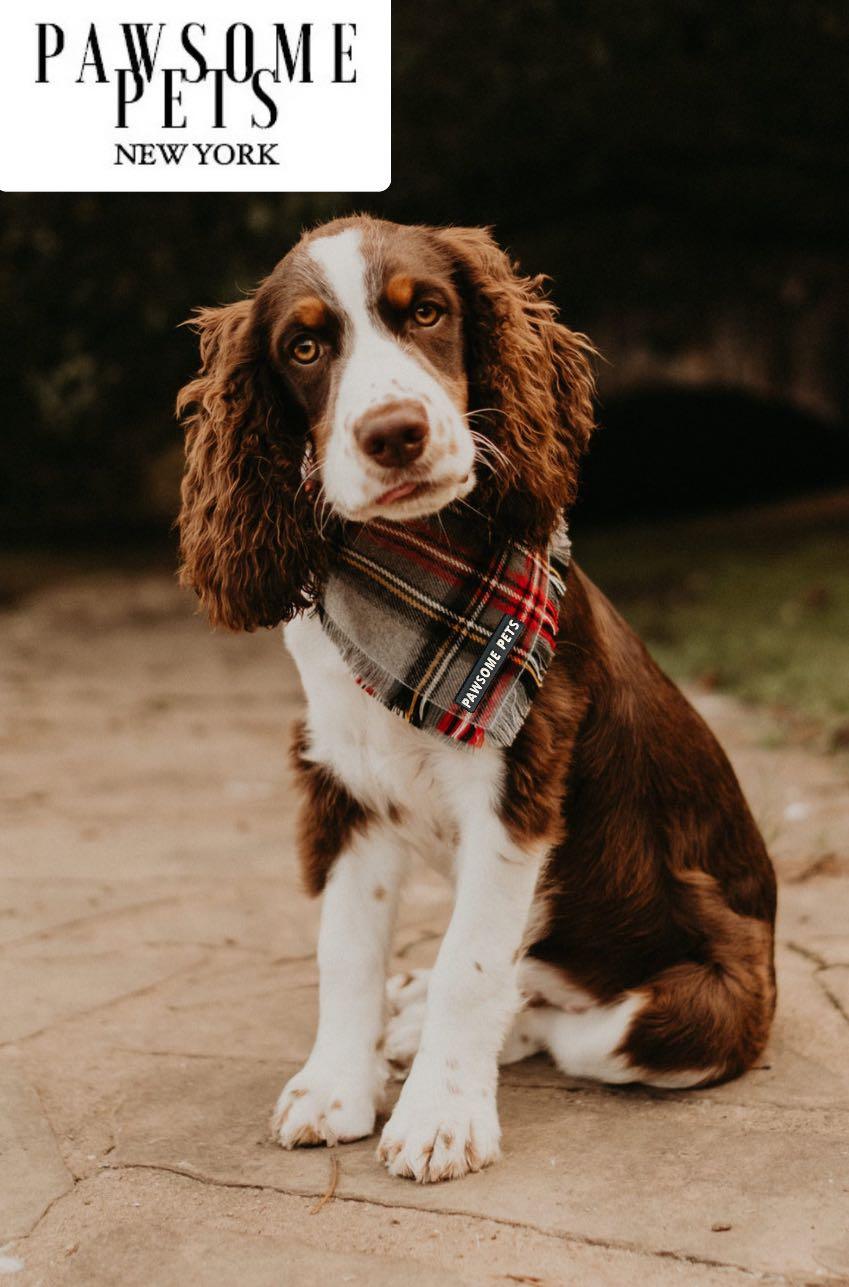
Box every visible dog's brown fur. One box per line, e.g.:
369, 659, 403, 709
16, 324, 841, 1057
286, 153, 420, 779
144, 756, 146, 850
290, 720, 375, 897
177, 217, 595, 629
177, 299, 324, 631
178, 215, 777, 1089
504, 568, 776, 1083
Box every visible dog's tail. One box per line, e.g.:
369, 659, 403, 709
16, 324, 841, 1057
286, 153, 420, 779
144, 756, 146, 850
620, 867, 777, 1087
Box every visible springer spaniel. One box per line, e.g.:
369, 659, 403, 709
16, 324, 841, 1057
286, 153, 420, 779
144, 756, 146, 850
177, 216, 777, 1183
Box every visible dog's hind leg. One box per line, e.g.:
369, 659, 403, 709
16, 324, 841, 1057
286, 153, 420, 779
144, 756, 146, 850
506, 983, 760, 1090
503, 894, 775, 1089
383, 960, 713, 1084
509, 871, 775, 1088
383, 969, 430, 1075
385, 967, 549, 1070
499, 997, 645, 1081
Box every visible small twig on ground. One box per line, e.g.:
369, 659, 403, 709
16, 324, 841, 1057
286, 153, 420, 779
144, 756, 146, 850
309, 1153, 339, 1214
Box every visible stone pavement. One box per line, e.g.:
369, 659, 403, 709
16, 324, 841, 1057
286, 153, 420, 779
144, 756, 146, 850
1, 567, 848, 1286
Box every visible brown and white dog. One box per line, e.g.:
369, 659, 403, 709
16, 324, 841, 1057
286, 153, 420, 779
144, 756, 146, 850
177, 215, 777, 1183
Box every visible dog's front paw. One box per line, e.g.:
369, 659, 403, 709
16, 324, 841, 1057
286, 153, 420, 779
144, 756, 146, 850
377, 1071, 501, 1182
271, 1062, 382, 1148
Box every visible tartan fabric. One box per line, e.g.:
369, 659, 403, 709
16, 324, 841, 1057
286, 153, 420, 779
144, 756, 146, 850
317, 508, 570, 749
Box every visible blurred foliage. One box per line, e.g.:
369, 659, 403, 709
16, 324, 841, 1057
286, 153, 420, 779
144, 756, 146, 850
390, 1, 849, 249
2, 0, 849, 538
0, 193, 339, 538
580, 514, 849, 736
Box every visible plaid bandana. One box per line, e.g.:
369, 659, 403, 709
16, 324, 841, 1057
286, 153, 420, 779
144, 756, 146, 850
317, 508, 570, 749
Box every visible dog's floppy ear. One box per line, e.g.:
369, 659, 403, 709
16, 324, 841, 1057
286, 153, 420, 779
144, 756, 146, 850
176, 298, 322, 630
433, 226, 596, 542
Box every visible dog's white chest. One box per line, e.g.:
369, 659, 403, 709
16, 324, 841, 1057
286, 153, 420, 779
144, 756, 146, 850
284, 613, 504, 875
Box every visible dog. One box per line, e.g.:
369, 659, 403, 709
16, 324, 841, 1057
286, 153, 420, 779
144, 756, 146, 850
177, 215, 777, 1183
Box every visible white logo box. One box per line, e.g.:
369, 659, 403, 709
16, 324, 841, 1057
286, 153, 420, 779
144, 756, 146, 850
0, 1, 391, 192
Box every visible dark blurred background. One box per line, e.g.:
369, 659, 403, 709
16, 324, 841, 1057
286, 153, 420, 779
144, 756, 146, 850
3, 1, 848, 733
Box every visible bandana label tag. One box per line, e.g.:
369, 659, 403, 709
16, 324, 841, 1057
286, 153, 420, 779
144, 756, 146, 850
454, 615, 525, 714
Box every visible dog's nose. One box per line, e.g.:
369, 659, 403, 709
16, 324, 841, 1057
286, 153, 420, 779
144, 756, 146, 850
354, 401, 429, 469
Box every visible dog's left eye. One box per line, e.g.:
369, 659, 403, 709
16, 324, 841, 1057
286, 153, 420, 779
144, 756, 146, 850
290, 335, 322, 365
412, 301, 443, 327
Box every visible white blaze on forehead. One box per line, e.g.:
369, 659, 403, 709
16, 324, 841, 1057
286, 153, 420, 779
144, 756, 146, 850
308, 227, 373, 338
306, 225, 445, 425
306, 225, 476, 518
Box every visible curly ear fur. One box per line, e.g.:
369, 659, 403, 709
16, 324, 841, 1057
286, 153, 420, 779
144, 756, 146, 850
176, 299, 323, 631
434, 227, 597, 543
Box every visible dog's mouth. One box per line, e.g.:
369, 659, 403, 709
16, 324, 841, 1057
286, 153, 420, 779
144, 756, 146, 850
361, 471, 475, 522
374, 479, 436, 507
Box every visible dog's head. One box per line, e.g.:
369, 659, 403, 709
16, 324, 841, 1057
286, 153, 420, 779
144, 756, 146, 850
177, 215, 596, 630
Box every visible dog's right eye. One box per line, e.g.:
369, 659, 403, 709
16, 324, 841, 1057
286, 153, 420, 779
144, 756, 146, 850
412, 301, 443, 327
289, 335, 321, 365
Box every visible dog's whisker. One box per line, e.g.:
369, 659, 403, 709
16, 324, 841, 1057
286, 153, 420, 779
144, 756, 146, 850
455, 496, 491, 526
468, 427, 511, 460
468, 434, 515, 482
295, 459, 323, 506
435, 510, 451, 546
472, 445, 512, 477
464, 406, 505, 421
313, 487, 334, 541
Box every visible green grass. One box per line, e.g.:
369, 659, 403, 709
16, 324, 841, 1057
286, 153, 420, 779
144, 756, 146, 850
577, 515, 849, 738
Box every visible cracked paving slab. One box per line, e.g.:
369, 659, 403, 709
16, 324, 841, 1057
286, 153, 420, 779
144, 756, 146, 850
820, 965, 849, 1022
7, 1168, 768, 1287
0, 946, 208, 1046
0, 878, 320, 961
0, 879, 183, 948
3, 569, 849, 1283
0, 1062, 73, 1240
24, 942, 849, 1110
7, 914, 445, 1067
777, 878, 849, 966
98, 1051, 849, 1279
